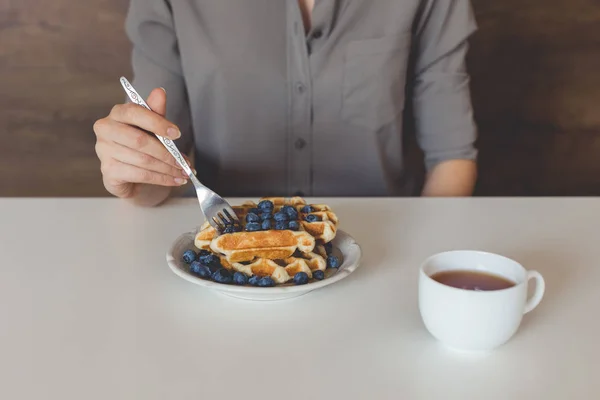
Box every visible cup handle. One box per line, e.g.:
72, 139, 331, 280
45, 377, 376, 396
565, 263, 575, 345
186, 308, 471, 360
523, 270, 545, 314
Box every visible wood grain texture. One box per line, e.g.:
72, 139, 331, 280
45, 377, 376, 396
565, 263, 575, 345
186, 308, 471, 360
0, 0, 599, 196
469, 0, 600, 195
0, 0, 131, 196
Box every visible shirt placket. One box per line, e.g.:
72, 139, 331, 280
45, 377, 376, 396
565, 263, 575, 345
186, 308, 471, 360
286, 1, 313, 197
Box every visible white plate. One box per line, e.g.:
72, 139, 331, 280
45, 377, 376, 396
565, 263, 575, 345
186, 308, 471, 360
166, 230, 362, 301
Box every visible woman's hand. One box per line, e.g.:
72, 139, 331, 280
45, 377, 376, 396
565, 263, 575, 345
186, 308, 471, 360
93, 88, 190, 200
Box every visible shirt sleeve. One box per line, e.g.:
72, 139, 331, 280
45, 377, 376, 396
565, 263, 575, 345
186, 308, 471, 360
411, 0, 478, 171
125, 0, 194, 154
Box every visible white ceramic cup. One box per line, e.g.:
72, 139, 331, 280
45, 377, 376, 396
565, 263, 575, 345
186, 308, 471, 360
418, 250, 545, 352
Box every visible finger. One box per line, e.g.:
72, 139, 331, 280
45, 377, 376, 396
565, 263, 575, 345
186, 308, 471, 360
182, 154, 195, 172
105, 159, 188, 187
147, 87, 167, 117
109, 102, 180, 139
99, 141, 189, 179
96, 119, 184, 170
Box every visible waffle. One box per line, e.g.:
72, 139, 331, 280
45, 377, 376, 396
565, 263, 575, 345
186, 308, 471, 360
219, 251, 327, 284
261, 196, 307, 207
300, 204, 338, 243
210, 230, 315, 263
192, 196, 339, 284
194, 202, 256, 250
194, 197, 339, 250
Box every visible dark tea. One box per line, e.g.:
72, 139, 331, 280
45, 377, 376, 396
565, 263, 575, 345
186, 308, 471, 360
430, 270, 516, 291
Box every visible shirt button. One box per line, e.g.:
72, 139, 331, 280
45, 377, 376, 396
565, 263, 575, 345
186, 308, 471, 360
296, 82, 306, 94
294, 138, 306, 149
312, 30, 323, 39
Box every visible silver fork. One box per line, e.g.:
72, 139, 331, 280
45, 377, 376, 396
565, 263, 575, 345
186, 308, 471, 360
119, 77, 240, 232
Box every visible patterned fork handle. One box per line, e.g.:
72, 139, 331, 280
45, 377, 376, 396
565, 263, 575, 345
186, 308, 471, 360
119, 77, 193, 178
119, 77, 239, 231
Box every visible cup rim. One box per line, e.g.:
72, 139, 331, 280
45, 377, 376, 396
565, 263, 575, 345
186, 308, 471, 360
419, 250, 526, 293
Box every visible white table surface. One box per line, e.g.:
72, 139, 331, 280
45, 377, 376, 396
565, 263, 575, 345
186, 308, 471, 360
1, 197, 598, 399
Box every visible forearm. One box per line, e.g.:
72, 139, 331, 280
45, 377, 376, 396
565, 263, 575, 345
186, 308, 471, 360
411, 1, 478, 197
422, 159, 477, 197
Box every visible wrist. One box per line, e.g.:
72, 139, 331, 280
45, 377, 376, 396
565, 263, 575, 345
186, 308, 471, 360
127, 184, 173, 207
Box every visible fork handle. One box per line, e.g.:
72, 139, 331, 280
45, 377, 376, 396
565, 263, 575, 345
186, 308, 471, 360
119, 77, 193, 177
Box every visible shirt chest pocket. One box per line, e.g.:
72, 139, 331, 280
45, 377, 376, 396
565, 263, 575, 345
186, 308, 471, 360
341, 34, 411, 130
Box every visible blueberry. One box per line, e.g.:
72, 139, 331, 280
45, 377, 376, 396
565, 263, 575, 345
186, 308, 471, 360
274, 211, 288, 222
212, 268, 233, 284
305, 214, 320, 223
313, 270, 325, 280
327, 255, 340, 269
246, 212, 260, 223
301, 205, 314, 213
223, 225, 235, 233
189, 261, 202, 274
258, 200, 274, 211
198, 249, 211, 259
233, 272, 248, 285
261, 219, 272, 230
324, 242, 333, 255
248, 275, 261, 286
245, 222, 261, 232
182, 250, 197, 264
288, 209, 299, 221
200, 267, 213, 278
189, 261, 201, 272
288, 221, 300, 231
190, 262, 211, 279
257, 276, 275, 287
248, 207, 260, 215
281, 205, 298, 219
275, 221, 287, 230
223, 225, 238, 234
260, 212, 273, 221
199, 254, 221, 268
293, 272, 309, 285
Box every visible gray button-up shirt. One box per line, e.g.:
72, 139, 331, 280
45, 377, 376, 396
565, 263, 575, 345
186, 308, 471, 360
125, 0, 478, 197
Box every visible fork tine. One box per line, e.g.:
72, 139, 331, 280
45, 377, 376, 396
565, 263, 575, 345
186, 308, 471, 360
222, 209, 237, 225
217, 212, 230, 227
212, 216, 225, 232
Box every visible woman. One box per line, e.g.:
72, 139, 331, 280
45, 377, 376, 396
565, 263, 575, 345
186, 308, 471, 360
94, 0, 478, 206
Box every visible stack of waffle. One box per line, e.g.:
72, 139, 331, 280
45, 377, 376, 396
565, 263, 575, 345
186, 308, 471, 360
194, 197, 339, 284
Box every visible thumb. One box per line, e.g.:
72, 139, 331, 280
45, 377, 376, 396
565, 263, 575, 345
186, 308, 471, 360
146, 87, 167, 116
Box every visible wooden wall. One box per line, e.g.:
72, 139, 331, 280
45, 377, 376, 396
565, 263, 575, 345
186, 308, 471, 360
469, 0, 600, 196
0, 0, 131, 196
1, 0, 599, 196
